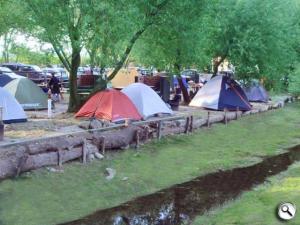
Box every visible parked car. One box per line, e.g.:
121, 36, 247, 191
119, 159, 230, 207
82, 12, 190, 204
42, 67, 69, 87
0, 63, 46, 83
0, 66, 23, 78
137, 67, 153, 76
77, 66, 100, 76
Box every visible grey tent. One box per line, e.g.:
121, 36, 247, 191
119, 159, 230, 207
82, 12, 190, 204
243, 80, 269, 103
0, 87, 27, 123
122, 83, 173, 119
3, 78, 48, 110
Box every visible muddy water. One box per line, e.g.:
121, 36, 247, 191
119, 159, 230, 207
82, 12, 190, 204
60, 145, 300, 225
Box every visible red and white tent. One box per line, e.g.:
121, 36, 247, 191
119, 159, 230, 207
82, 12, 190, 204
75, 89, 142, 122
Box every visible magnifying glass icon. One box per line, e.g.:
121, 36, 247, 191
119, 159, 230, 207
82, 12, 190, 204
281, 205, 293, 217
278, 202, 296, 220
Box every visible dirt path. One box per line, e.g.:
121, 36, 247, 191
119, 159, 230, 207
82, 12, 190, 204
2, 96, 288, 145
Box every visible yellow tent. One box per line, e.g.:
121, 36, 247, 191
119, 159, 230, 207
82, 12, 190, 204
108, 67, 138, 88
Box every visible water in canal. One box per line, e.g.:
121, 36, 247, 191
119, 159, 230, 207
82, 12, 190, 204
60, 145, 300, 225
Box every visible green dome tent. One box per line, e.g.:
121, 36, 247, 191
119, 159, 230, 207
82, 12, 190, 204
4, 78, 48, 110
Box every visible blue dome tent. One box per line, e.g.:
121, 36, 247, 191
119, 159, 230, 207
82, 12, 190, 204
243, 80, 269, 103
189, 75, 251, 111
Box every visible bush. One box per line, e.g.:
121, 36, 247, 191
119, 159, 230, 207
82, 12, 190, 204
288, 64, 300, 97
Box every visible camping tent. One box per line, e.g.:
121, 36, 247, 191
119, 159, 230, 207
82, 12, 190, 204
3, 78, 48, 110
75, 89, 142, 122
108, 67, 138, 88
0, 74, 13, 87
0, 87, 27, 124
189, 75, 251, 111
122, 83, 173, 119
243, 80, 269, 102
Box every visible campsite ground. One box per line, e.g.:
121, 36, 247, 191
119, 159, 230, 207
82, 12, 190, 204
1, 92, 278, 143
0, 102, 299, 225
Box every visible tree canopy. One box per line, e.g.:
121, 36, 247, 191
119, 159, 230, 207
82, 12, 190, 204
0, 0, 300, 109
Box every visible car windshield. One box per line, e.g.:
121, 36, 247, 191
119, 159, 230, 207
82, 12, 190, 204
0, 66, 13, 73
30, 65, 42, 72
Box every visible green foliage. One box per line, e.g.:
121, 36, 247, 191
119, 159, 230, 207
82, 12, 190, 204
133, 0, 300, 88
1, 0, 300, 91
7, 43, 59, 65
288, 64, 300, 96
132, 0, 210, 73
201, 0, 300, 83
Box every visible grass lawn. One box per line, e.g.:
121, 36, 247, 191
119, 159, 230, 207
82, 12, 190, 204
192, 161, 300, 225
1, 103, 300, 225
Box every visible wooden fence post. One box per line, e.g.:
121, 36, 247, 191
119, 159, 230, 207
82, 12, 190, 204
207, 111, 210, 128
82, 140, 87, 164
184, 116, 190, 134
15, 154, 29, 177
100, 136, 106, 155
189, 115, 194, 133
157, 121, 162, 140
135, 130, 140, 149
224, 108, 228, 125
58, 148, 63, 167
145, 126, 150, 142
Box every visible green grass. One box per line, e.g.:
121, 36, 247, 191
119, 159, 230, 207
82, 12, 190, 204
192, 162, 300, 225
1, 103, 300, 225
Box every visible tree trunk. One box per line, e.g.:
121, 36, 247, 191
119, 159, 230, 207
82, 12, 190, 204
212, 54, 227, 78
2, 31, 13, 62
68, 49, 81, 112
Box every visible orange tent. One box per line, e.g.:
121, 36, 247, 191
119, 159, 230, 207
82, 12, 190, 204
75, 89, 142, 122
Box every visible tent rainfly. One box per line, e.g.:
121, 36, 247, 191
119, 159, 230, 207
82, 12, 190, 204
75, 89, 142, 122
0, 87, 27, 124
122, 83, 173, 119
189, 75, 251, 111
3, 78, 48, 110
0, 74, 14, 87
